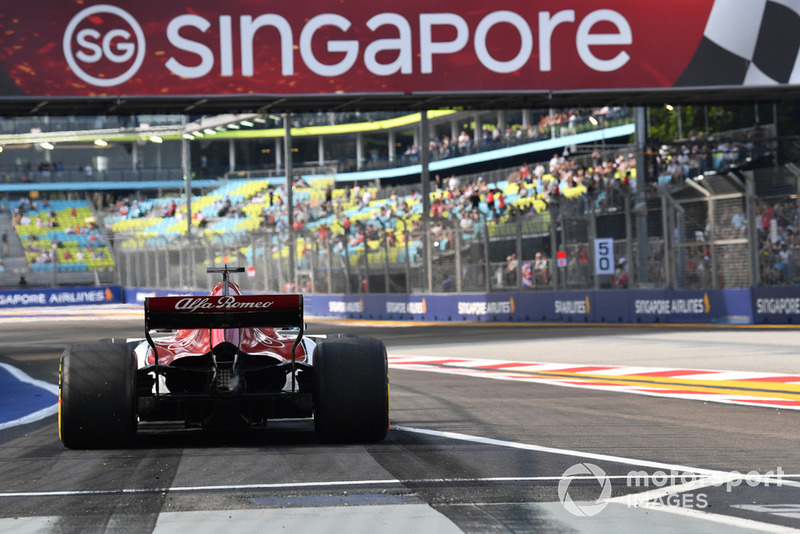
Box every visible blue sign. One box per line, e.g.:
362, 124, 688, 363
0, 285, 122, 308
119, 286, 765, 325
752, 286, 800, 324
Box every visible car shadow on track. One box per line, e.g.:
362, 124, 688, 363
131, 420, 321, 449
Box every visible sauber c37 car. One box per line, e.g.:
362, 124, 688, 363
58, 267, 389, 449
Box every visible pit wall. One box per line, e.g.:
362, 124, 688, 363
121, 287, 800, 325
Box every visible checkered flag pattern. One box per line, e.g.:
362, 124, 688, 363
676, 0, 800, 86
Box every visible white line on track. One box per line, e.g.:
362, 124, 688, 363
3, 425, 799, 494
624, 502, 800, 533
0, 363, 58, 431
397, 426, 800, 533
396, 426, 736, 477
2, 425, 798, 532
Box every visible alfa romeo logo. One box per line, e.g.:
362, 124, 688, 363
62, 4, 146, 87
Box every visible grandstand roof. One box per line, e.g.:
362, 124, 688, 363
2, 86, 799, 117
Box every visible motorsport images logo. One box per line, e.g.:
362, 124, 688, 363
559, 463, 785, 517
558, 463, 612, 517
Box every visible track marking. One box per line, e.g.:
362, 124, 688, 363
397, 425, 727, 476
389, 355, 800, 410
0, 363, 58, 430
396, 426, 800, 533
4, 426, 797, 532
626, 502, 800, 533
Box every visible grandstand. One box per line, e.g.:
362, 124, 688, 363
0, 198, 115, 286
0, 101, 795, 295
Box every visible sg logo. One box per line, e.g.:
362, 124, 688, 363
62, 4, 146, 87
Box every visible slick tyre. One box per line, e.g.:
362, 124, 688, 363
313, 337, 389, 443
59, 342, 137, 449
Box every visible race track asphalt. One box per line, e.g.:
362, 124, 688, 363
1, 314, 800, 533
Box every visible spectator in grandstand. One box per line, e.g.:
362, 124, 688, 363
760, 240, 781, 284
776, 242, 791, 281
457, 130, 471, 152
218, 198, 232, 217
1, 230, 7, 256
430, 198, 444, 218
429, 218, 444, 237
614, 258, 628, 289
496, 191, 506, 215
485, 187, 496, 214
361, 187, 372, 207
549, 153, 560, 174
532, 252, 549, 285
468, 184, 481, 211
459, 211, 474, 232
731, 205, 746, 237
448, 174, 460, 192
504, 253, 518, 286
403, 145, 420, 161
292, 214, 304, 232
293, 175, 309, 188
276, 217, 288, 242
481, 126, 491, 146
164, 200, 177, 218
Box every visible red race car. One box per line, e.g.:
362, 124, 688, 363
58, 266, 389, 448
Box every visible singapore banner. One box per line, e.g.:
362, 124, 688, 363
0, 0, 798, 99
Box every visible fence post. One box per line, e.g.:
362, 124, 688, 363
325, 235, 333, 293
661, 194, 671, 289
275, 239, 285, 290
343, 233, 351, 294
125, 251, 132, 288
381, 223, 390, 293
144, 248, 152, 288
589, 198, 599, 290
634, 106, 650, 283
261, 237, 270, 291
515, 210, 523, 291
550, 210, 559, 289
362, 228, 370, 293
134, 249, 142, 288
745, 172, 759, 286
624, 193, 634, 287
181, 247, 186, 289
454, 225, 462, 293
708, 195, 718, 288
482, 213, 491, 292
403, 227, 411, 293
157, 247, 164, 288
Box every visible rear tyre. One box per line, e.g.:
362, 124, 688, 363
313, 337, 389, 443
59, 343, 137, 449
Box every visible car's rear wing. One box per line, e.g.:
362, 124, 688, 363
145, 294, 303, 331
144, 294, 305, 390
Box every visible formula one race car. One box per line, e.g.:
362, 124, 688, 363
58, 266, 389, 449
